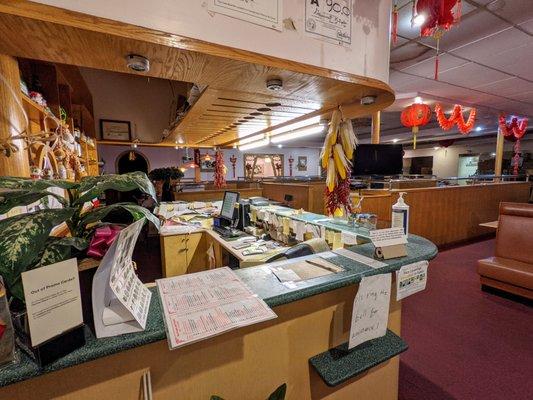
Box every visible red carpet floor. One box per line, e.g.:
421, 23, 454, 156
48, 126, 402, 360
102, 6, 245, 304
399, 239, 533, 400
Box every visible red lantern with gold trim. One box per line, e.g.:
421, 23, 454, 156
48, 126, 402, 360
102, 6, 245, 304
401, 103, 432, 149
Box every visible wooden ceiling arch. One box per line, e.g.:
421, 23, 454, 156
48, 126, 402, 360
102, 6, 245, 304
0, 0, 394, 147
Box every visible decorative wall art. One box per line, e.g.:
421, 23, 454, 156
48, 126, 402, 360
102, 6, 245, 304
244, 154, 284, 179
100, 119, 131, 141
297, 156, 308, 172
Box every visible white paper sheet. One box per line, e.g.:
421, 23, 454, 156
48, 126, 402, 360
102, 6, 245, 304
157, 267, 276, 350
92, 219, 152, 338
396, 261, 429, 301
370, 228, 407, 248
349, 273, 391, 349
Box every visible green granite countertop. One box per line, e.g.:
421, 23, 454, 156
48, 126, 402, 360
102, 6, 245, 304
0, 234, 437, 388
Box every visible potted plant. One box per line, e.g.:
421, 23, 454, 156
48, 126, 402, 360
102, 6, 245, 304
0, 171, 159, 304
148, 167, 184, 201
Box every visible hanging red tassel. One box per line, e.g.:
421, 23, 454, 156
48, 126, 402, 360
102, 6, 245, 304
434, 33, 442, 80
513, 139, 521, 176
392, 2, 399, 45
455, 0, 462, 23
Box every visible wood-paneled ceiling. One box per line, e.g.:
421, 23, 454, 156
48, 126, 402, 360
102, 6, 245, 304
0, 0, 394, 147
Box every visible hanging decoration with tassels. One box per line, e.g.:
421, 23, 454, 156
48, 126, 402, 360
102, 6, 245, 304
499, 115, 528, 175
415, 0, 462, 80
401, 103, 431, 149
213, 150, 227, 188
320, 108, 358, 216
435, 104, 476, 134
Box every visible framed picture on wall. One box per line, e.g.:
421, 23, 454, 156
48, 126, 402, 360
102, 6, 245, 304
100, 119, 131, 141
200, 156, 216, 172
297, 156, 308, 172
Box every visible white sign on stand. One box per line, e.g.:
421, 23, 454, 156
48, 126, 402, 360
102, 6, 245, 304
92, 219, 152, 338
22, 258, 83, 347
305, 0, 352, 44
348, 273, 391, 349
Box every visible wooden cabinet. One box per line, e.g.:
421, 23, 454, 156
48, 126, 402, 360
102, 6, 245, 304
160, 232, 211, 277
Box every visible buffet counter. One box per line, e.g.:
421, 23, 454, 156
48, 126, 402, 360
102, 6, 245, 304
0, 236, 437, 399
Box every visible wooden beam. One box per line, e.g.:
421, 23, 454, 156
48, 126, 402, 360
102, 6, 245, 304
0, 54, 30, 177
371, 111, 381, 144
494, 127, 504, 180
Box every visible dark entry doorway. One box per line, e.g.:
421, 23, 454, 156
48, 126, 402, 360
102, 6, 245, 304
117, 151, 149, 174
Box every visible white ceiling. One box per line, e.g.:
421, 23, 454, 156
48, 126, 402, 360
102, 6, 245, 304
297, 0, 533, 149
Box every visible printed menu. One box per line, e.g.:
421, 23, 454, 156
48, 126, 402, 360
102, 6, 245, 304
156, 268, 276, 350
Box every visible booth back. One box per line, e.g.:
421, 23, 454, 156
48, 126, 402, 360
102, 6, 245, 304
496, 202, 533, 264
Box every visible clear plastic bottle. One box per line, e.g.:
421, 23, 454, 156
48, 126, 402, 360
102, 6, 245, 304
392, 192, 409, 235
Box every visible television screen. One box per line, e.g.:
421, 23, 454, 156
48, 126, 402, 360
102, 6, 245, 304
351, 144, 404, 176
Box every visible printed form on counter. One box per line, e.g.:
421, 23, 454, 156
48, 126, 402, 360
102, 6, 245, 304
156, 267, 277, 350
349, 273, 391, 349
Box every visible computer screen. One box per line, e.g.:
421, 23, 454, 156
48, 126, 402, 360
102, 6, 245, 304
220, 191, 240, 220
351, 144, 404, 176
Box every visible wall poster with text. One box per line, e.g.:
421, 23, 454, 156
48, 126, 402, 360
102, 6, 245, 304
209, 0, 283, 31
305, 0, 352, 45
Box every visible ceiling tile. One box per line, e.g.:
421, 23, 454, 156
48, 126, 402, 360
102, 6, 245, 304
518, 19, 533, 34
437, 62, 511, 88
400, 53, 469, 78
390, 42, 431, 69
418, 10, 510, 51
475, 77, 533, 97
489, 0, 533, 25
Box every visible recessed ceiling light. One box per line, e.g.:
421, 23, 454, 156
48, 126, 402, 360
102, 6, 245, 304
414, 96, 423, 104
433, 146, 439, 150
413, 14, 426, 27
491, 152, 496, 157
476, 126, 482, 131
392, 138, 400, 143
277, 144, 283, 148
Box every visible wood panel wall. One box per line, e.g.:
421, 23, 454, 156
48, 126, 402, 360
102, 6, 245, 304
173, 188, 263, 202
359, 182, 532, 247
262, 182, 326, 214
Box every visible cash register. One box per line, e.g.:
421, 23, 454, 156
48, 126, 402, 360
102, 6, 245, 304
213, 191, 242, 238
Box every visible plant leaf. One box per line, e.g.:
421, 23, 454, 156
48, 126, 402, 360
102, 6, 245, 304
0, 189, 67, 214
0, 176, 78, 190
79, 203, 160, 231
268, 384, 287, 400
210, 397, 225, 400
0, 208, 75, 299
40, 237, 89, 267
75, 172, 157, 205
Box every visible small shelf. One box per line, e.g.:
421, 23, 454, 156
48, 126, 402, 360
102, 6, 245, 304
309, 330, 408, 387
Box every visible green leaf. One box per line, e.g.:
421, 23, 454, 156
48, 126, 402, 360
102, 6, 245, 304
79, 203, 160, 231
40, 237, 89, 267
75, 172, 157, 205
0, 189, 67, 214
268, 384, 287, 400
0, 176, 78, 190
210, 397, 225, 400
0, 208, 76, 300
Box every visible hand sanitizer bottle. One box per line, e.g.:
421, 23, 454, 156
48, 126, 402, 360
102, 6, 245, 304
392, 192, 409, 235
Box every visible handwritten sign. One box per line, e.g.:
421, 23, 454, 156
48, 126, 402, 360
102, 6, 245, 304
396, 261, 429, 301
209, 0, 283, 31
305, 0, 352, 44
349, 273, 391, 349
370, 227, 407, 248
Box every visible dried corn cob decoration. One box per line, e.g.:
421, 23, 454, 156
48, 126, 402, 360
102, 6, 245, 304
321, 108, 358, 216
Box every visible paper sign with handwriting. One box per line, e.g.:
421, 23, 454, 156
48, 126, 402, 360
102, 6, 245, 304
349, 273, 391, 349
370, 227, 407, 248
22, 258, 83, 347
396, 261, 428, 301
305, 0, 352, 44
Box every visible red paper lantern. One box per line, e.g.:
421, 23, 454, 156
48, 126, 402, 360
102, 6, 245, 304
417, 0, 460, 37
401, 103, 432, 149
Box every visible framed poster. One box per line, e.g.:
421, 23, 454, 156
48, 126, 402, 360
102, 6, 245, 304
297, 156, 308, 171
100, 119, 131, 141
305, 0, 352, 45
200, 156, 216, 172
209, 0, 283, 31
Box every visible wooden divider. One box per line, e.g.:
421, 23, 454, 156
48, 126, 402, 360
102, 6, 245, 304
173, 188, 263, 202
262, 182, 326, 214
358, 182, 531, 247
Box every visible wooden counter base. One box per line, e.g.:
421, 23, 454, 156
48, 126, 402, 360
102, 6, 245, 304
0, 283, 402, 400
